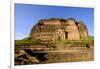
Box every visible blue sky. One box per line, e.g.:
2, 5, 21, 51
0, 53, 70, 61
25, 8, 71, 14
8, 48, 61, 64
15, 3, 94, 40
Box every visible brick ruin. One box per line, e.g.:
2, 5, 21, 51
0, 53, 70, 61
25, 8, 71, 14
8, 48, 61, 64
30, 18, 88, 41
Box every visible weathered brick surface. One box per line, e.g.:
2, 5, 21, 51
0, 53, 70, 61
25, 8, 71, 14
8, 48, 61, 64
30, 18, 88, 41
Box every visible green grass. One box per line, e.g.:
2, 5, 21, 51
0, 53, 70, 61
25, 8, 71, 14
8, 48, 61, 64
15, 38, 43, 46
15, 36, 94, 48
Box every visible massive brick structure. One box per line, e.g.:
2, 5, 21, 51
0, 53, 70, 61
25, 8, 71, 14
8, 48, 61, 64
30, 18, 88, 41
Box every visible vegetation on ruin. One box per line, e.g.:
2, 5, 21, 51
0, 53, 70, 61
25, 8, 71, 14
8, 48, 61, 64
15, 36, 94, 48
15, 37, 42, 46
15, 37, 55, 46
53, 36, 94, 49
38, 18, 66, 23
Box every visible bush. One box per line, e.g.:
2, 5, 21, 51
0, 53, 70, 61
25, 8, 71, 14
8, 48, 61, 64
80, 36, 94, 44
15, 38, 43, 46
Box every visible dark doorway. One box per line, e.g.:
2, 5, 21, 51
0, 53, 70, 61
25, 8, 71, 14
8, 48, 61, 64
58, 36, 60, 40
65, 32, 68, 39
